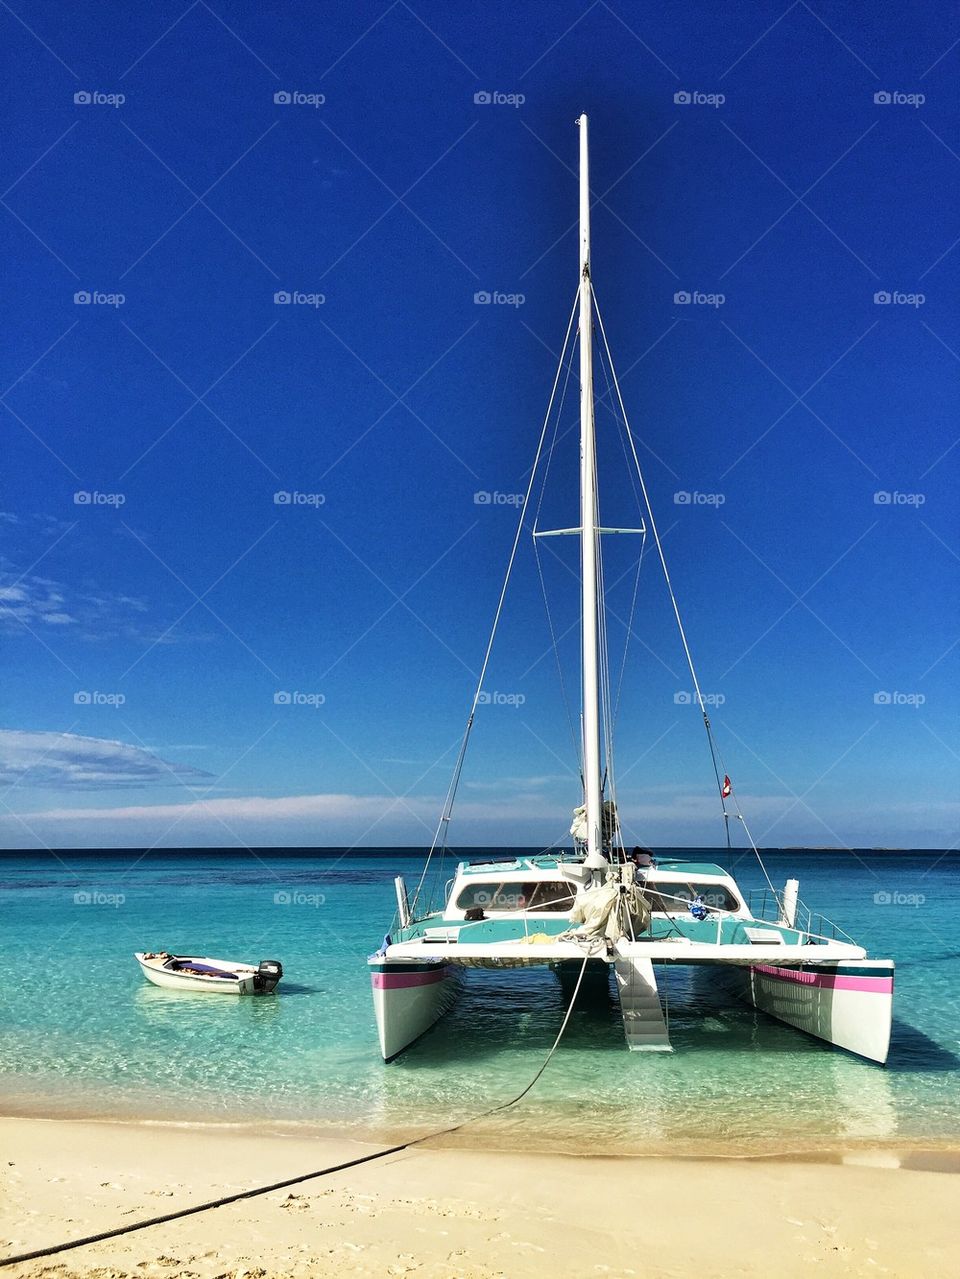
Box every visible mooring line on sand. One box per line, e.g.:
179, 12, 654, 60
0, 955, 590, 1269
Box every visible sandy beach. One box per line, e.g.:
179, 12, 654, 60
0, 1118, 957, 1278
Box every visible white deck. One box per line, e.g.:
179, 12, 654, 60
380, 937, 867, 966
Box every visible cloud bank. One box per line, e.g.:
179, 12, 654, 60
0, 730, 213, 789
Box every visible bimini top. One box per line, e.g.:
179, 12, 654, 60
652, 859, 731, 878
457, 854, 733, 880
458, 854, 569, 876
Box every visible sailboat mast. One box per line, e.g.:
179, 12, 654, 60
577, 113, 603, 862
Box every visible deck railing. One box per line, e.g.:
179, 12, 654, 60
746, 888, 855, 945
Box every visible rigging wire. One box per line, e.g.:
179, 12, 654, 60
594, 332, 649, 735
533, 543, 583, 778
532, 328, 583, 775
595, 460, 617, 836
411, 288, 582, 916
590, 286, 781, 901
612, 528, 646, 733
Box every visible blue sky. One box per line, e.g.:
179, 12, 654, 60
1, 0, 957, 849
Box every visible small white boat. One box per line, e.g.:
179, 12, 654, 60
135, 952, 283, 995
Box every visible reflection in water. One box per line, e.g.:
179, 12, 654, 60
133, 982, 284, 1027
830, 1054, 897, 1141
363, 964, 907, 1153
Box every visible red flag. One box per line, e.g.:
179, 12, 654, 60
721, 775, 731, 798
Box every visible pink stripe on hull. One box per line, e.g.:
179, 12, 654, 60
753, 965, 893, 994
371, 969, 448, 990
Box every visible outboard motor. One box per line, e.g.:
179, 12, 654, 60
253, 959, 283, 993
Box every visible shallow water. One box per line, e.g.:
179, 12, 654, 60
1, 849, 957, 1153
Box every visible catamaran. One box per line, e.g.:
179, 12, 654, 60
368, 115, 894, 1065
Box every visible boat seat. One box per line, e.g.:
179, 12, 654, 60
170, 961, 237, 978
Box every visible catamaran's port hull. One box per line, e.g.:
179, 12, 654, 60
741, 960, 894, 1065
370, 961, 461, 1060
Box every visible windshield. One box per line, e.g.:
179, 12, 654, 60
455, 880, 576, 912
644, 882, 741, 912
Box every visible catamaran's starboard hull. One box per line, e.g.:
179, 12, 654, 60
744, 960, 894, 1064
370, 961, 461, 1060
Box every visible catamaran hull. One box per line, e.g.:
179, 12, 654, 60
744, 960, 894, 1064
370, 961, 461, 1060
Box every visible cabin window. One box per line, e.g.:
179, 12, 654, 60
455, 880, 575, 912
644, 882, 741, 913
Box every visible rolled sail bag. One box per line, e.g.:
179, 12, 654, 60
561, 881, 620, 942
623, 884, 651, 937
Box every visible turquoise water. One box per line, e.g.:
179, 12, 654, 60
1, 849, 958, 1154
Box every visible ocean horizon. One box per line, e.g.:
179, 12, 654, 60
2, 845, 956, 855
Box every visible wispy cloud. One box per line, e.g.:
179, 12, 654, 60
0, 729, 213, 789
0, 565, 212, 647
463, 774, 572, 791
0, 514, 213, 645
18, 792, 405, 823
0, 577, 78, 627
0, 565, 145, 634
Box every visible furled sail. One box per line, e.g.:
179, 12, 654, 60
570, 798, 619, 846
570, 804, 588, 842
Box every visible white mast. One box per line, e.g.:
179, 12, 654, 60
577, 113, 604, 865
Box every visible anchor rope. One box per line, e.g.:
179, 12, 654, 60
0, 955, 591, 1271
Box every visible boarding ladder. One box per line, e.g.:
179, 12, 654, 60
614, 956, 672, 1051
